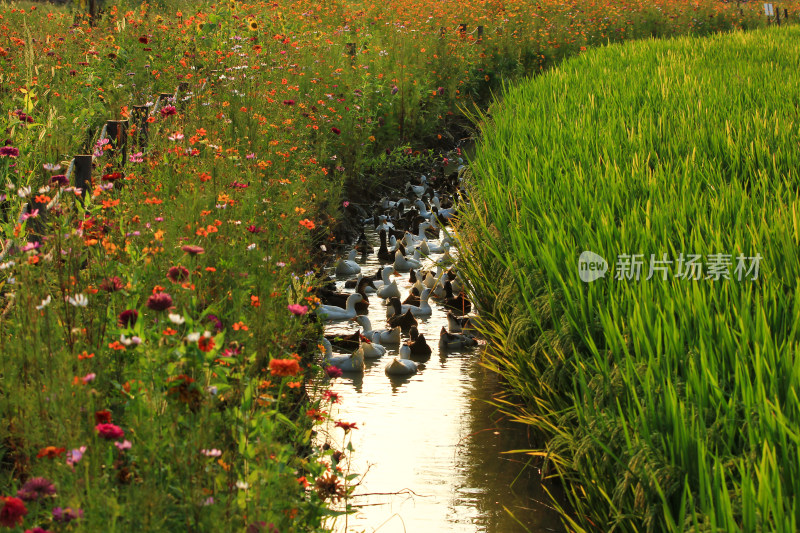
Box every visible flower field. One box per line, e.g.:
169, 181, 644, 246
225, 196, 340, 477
0, 0, 794, 531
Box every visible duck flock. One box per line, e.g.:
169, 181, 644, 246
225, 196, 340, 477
315, 168, 480, 378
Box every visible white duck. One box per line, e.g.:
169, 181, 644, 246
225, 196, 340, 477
423, 267, 441, 289
384, 344, 418, 376
354, 316, 401, 344
431, 196, 456, 221
315, 293, 362, 321
414, 199, 432, 220
335, 249, 361, 276
354, 334, 387, 360
436, 243, 454, 266
376, 270, 401, 299
397, 288, 432, 317
326, 346, 365, 373
394, 249, 422, 272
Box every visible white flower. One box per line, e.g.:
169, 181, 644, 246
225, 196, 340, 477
120, 334, 141, 346
235, 481, 249, 491
17, 186, 31, 198
35, 295, 52, 310
247, 243, 256, 251
186, 332, 201, 342
168, 313, 185, 325
67, 294, 88, 307
0, 261, 15, 270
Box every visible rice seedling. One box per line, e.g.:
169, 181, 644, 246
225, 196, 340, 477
459, 25, 800, 533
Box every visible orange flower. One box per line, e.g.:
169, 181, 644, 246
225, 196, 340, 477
269, 358, 300, 377
108, 341, 126, 350
250, 295, 260, 307
162, 328, 177, 336
299, 218, 315, 230
198, 336, 215, 352
232, 321, 248, 331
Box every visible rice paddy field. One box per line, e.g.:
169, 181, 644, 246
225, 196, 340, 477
459, 24, 800, 533
0, 0, 796, 531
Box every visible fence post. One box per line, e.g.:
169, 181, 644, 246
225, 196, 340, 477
105, 120, 128, 167
73, 155, 93, 199
131, 105, 149, 150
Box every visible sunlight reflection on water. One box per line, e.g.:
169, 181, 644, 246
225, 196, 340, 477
319, 229, 564, 533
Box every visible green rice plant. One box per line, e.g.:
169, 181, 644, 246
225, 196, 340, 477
458, 25, 800, 533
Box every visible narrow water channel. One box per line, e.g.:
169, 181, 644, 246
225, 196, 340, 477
319, 230, 564, 532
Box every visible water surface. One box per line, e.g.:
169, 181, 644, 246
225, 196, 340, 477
320, 232, 564, 533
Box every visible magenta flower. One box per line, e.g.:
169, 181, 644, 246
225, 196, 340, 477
95, 423, 124, 440
287, 304, 308, 316
325, 366, 343, 378
17, 478, 56, 501
52, 507, 83, 523
0, 146, 20, 158
160, 105, 177, 117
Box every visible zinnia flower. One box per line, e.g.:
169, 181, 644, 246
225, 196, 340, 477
181, 245, 205, 255
269, 358, 300, 377
95, 423, 124, 440
0, 146, 20, 158
17, 478, 56, 502
0, 496, 27, 527
166, 265, 189, 283
118, 309, 138, 327
146, 292, 172, 311
331, 127, 341, 135
50, 175, 68, 187
100, 276, 123, 292
160, 105, 177, 117
94, 410, 112, 424
52, 507, 82, 523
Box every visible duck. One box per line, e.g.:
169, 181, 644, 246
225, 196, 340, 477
384, 345, 418, 376
423, 267, 441, 288
354, 315, 401, 344
354, 334, 387, 360
393, 249, 422, 272
319, 277, 375, 314
354, 232, 372, 255
419, 239, 444, 256
438, 327, 478, 351
400, 288, 432, 317
406, 327, 432, 357
443, 281, 471, 314
413, 199, 432, 219
446, 311, 474, 334
325, 330, 361, 351
436, 242, 454, 266
431, 196, 456, 221
325, 345, 365, 374
376, 270, 401, 300
377, 230, 395, 263
388, 309, 418, 331
335, 249, 361, 276
315, 293, 362, 321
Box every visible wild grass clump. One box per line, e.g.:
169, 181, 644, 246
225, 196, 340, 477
459, 26, 800, 533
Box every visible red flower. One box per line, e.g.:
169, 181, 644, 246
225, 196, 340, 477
334, 421, 358, 432
94, 410, 112, 424
36, 446, 65, 459
0, 496, 27, 527
118, 309, 138, 327
95, 423, 125, 440
198, 336, 215, 352
331, 127, 341, 135
138, 36, 150, 44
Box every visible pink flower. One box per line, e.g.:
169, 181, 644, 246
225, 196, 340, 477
66, 446, 86, 467
114, 440, 132, 451
287, 304, 308, 316
81, 373, 96, 384
342, 201, 350, 208
95, 423, 124, 440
